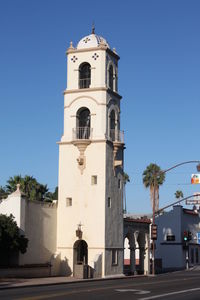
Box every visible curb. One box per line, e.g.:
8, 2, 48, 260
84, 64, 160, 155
0, 275, 148, 290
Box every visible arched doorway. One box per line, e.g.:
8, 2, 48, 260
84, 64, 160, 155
74, 240, 88, 265
73, 240, 88, 278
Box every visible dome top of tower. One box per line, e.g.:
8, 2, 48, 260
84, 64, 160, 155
77, 26, 110, 49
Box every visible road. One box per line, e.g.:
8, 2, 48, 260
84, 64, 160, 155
1, 270, 200, 300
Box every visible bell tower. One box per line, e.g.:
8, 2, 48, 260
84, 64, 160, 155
57, 29, 125, 277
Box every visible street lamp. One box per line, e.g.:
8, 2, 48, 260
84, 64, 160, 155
151, 160, 200, 276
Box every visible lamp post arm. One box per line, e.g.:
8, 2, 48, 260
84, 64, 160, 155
155, 193, 200, 216
162, 160, 200, 175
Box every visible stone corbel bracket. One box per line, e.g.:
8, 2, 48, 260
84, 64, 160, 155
72, 140, 91, 174
113, 141, 124, 171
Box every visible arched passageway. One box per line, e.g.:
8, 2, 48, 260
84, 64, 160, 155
124, 217, 151, 275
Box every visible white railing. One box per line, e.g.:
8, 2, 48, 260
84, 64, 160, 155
73, 127, 92, 140
79, 78, 91, 89
110, 129, 124, 143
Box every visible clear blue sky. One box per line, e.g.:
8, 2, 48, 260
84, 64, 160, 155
0, 0, 200, 213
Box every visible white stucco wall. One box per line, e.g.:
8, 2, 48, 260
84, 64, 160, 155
19, 200, 57, 265
0, 192, 22, 229
0, 191, 57, 267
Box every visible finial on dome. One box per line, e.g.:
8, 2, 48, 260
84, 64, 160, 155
92, 22, 95, 34
69, 41, 74, 49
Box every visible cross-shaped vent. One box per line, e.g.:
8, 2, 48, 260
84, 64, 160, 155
92, 53, 99, 60
71, 56, 78, 63
83, 37, 91, 43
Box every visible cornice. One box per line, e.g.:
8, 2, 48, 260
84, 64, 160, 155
106, 48, 120, 60
57, 139, 113, 145
66, 45, 107, 55
66, 46, 120, 60
63, 87, 122, 99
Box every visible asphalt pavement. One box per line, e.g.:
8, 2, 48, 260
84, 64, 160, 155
0, 269, 200, 299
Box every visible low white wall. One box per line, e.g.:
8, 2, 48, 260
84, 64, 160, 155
0, 193, 22, 228
19, 200, 57, 266
0, 191, 57, 268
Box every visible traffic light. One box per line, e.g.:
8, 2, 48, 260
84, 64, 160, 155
188, 231, 192, 241
183, 230, 192, 242
151, 224, 157, 240
183, 231, 188, 242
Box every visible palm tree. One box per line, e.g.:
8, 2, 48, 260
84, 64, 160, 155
175, 190, 184, 199
123, 172, 130, 213
6, 175, 48, 202
142, 163, 165, 211
0, 186, 8, 200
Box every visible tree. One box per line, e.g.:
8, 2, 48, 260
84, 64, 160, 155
142, 163, 165, 211
44, 186, 58, 202
175, 190, 184, 199
6, 175, 49, 202
123, 172, 130, 213
0, 186, 8, 200
0, 214, 28, 266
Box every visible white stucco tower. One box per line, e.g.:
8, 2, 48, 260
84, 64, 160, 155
57, 28, 125, 278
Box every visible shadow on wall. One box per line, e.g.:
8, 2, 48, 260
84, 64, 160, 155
93, 253, 102, 278
51, 253, 72, 276
60, 257, 72, 276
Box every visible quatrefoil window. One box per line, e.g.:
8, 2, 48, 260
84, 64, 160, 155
71, 56, 78, 63
83, 37, 91, 43
92, 53, 99, 60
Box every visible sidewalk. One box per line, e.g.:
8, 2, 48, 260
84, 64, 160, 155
0, 274, 137, 290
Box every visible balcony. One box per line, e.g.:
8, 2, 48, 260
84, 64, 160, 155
73, 127, 92, 140
79, 78, 91, 89
109, 129, 124, 143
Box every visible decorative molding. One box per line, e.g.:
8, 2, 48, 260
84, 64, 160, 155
72, 140, 91, 174
66, 45, 107, 55
57, 139, 110, 145
64, 87, 122, 99
64, 95, 106, 108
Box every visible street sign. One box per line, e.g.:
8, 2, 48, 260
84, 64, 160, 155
186, 199, 200, 205
191, 174, 200, 184
197, 232, 200, 245
194, 193, 200, 200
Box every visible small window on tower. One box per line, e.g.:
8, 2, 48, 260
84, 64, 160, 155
108, 197, 111, 208
118, 179, 121, 189
91, 175, 97, 185
66, 198, 72, 207
112, 249, 118, 265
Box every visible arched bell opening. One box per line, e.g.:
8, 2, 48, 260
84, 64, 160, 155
76, 107, 91, 139
79, 62, 91, 89
109, 109, 116, 141
108, 65, 114, 90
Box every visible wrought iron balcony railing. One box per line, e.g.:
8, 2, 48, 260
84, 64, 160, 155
73, 127, 92, 140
